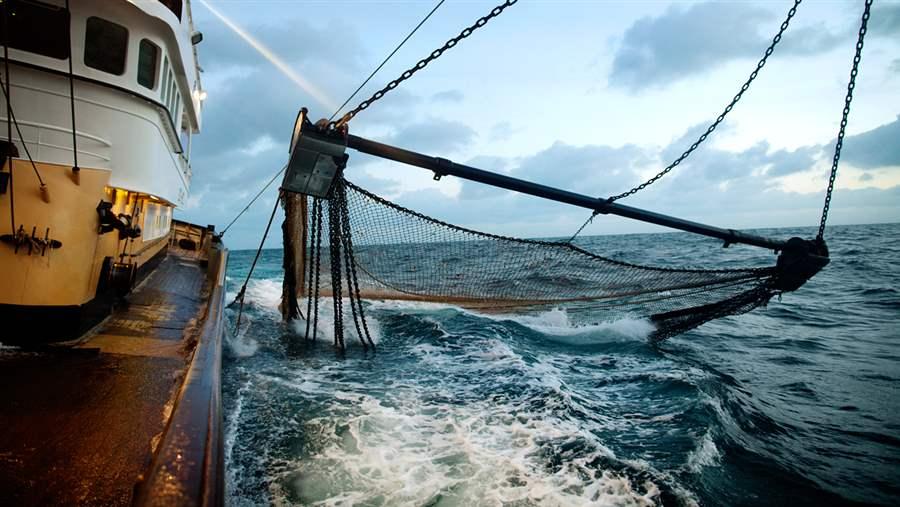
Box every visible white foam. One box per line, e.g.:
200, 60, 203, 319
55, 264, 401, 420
226, 316, 259, 358
288, 298, 384, 346
485, 308, 656, 341
686, 431, 721, 473
269, 389, 662, 506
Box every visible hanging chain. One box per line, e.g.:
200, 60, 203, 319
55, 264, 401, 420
311, 198, 325, 341
304, 197, 321, 341
818, 0, 872, 240
327, 196, 345, 349
337, 178, 376, 349
330, 0, 518, 130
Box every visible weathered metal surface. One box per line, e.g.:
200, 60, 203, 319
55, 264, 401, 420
134, 242, 228, 507
0, 251, 210, 506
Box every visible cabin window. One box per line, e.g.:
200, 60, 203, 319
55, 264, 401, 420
158, 0, 182, 21
84, 17, 128, 75
137, 39, 159, 89
160, 58, 170, 103
0, 0, 69, 60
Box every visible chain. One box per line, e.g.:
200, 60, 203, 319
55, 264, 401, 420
304, 197, 321, 341
311, 198, 325, 341
338, 190, 367, 350
338, 178, 376, 350
818, 0, 872, 240
330, 0, 518, 130
327, 197, 345, 349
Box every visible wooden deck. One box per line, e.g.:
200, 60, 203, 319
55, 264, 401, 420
0, 251, 215, 506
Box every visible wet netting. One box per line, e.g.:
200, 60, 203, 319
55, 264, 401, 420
301, 177, 781, 344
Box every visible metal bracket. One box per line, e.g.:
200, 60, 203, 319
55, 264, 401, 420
282, 108, 347, 198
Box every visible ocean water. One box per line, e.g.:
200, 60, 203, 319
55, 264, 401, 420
222, 223, 900, 506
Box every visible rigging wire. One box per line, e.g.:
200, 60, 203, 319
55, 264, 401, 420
817, 0, 872, 241
0, 79, 46, 188
2, 4, 15, 233
329, 0, 446, 123
220, 164, 286, 237
233, 194, 281, 331
65, 0, 79, 179
568, 0, 804, 243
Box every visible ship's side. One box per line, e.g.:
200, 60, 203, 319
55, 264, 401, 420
0, 0, 204, 343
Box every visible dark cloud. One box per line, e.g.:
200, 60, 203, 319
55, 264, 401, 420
431, 90, 464, 103
512, 141, 646, 195
868, 3, 900, 37
840, 115, 900, 169
610, 2, 846, 90
765, 145, 822, 177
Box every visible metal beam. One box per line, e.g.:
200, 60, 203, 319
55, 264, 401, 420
346, 134, 788, 251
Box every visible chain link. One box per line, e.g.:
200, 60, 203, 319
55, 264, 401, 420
304, 197, 322, 341
818, 0, 872, 240
330, 0, 518, 130
327, 197, 345, 349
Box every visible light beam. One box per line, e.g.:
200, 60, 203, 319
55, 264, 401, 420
197, 0, 338, 112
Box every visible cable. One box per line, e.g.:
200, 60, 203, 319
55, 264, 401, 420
328, 0, 445, 123
65, 0, 79, 178
3, 3, 15, 233
234, 194, 280, 331
0, 78, 46, 187
220, 164, 286, 237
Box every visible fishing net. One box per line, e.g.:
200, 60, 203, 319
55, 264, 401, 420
299, 177, 790, 344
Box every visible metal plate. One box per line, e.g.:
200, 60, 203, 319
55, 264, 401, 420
282, 110, 346, 198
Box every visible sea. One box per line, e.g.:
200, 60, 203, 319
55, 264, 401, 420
222, 222, 900, 507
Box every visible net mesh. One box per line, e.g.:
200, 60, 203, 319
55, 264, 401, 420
304, 178, 779, 342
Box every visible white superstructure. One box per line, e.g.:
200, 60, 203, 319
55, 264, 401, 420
0, 0, 208, 342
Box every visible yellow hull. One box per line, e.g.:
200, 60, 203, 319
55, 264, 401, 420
0, 159, 172, 343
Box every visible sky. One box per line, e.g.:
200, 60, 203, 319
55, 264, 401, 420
180, 0, 900, 250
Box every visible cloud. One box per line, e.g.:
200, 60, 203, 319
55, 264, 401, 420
868, 3, 900, 37
382, 117, 476, 154
610, 2, 846, 90
431, 90, 464, 103
891, 59, 900, 74
840, 115, 900, 169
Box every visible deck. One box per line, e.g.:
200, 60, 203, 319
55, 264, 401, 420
0, 247, 223, 506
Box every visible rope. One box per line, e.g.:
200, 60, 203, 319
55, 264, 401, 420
817, 0, 872, 240
234, 195, 280, 331
221, 164, 286, 237
569, 0, 804, 242
329, 0, 446, 123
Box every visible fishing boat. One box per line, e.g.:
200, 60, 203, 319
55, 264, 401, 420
0, 0, 227, 504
